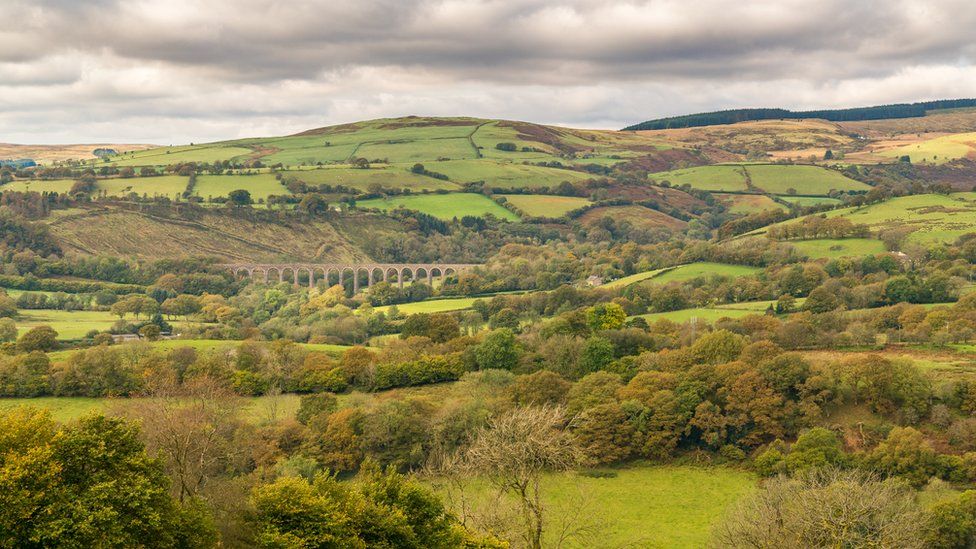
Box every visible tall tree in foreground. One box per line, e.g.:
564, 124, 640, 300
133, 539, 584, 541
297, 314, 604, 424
460, 406, 590, 549
712, 469, 925, 548
0, 407, 216, 548
250, 460, 500, 548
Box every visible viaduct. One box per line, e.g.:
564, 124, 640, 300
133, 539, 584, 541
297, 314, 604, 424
218, 262, 480, 292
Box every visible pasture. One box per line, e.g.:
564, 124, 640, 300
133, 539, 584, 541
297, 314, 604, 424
1, 179, 77, 193
15, 309, 122, 339
779, 195, 842, 206
286, 165, 457, 191
646, 262, 762, 285
437, 465, 755, 549
744, 164, 869, 194
499, 194, 592, 217
636, 307, 757, 323
601, 268, 669, 289
651, 165, 749, 192
96, 175, 189, 197
0, 394, 302, 424
357, 193, 519, 221
372, 297, 480, 315
193, 173, 290, 201
787, 238, 887, 259
880, 132, 976, 164
579, 205, 687, 231
431, 159, 590, 189
109, 145, 252, 167
716, 193, 786, 214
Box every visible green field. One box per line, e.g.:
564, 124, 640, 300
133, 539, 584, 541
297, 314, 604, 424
787, 238, 888, 259
651, 164, 868, 196
1, 179, 77, 193
431, 159, 590, 189
96, 175, 189, 197
601, 268, 669, 289
716, 193, 786, 214
744, 164, 869, 194
499, 194, 591, 217
765, 193, 976, 245
357, 193, 519, 221
779, 195, 842, 206
44, 339, 350, 363
636, 307, 757, 323
645, 262, 762, 285
109, 145, 253, 167
193, 173, 290, 201
0, 394, 301, 424
372, 297, 480, 315
651, 165, 749, 192
439, 465, 755, 548
881, 132, 976, 164
16, 309, 125, 339
285, 165, 457, 191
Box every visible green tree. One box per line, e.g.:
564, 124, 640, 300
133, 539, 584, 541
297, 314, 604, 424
0, 407, 216, 547
475, 329, 519, 371
228, 189, 253, 206
17, 325, 58, 352
0, 318, 16, 342
690, 329, 744, 364
579, 336, 615, 375
250, 461, 487, 548
586, 303, 626, 331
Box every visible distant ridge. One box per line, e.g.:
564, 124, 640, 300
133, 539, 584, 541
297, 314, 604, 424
622, 98, 976, 131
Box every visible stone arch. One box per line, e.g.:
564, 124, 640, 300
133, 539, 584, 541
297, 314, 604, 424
266, 267, 281, 283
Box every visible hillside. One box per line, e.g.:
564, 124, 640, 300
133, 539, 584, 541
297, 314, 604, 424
623, 98, 976, 130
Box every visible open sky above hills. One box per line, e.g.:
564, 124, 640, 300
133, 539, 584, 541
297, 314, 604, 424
2, 0, 976, 144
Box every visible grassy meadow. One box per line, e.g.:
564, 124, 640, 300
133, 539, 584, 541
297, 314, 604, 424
437, 465, 755, 549
787, 238, 888, 259
744, 164, 869, 194
96, 175, 189, 197
880, 132, 976, 164
194, 173, 290, 202
636, 307, 757, 323
579, 205, 687, 230
357, 193, 519, 221
716, 193, 786, 214
651, 165, 750, 192
500, 194, 592, 217
647, 262, 762, 284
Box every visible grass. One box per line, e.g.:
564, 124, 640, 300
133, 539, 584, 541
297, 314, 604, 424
439, 465, 755, 548
764, 193, 976, 245
880, 132, 976, 164
787, 238, 888, 259
430, 159, 590, 189
716, 193, 786, 214
15, 309, 124, 339
780, 196, 842, 206
1, 179, 78, 193
44, 339, 350, 363
744, 164, 869, 194
372, 297, 480, 315
601, 268, 670, 289
285, 165, 457, 191
651, 164, 868, 196
499, 194, 592, 217
636, 307, 757, 323
357, 193, 519, 221
579, 205, 687, 231
651, 165, 749, 192
193, 173, 290, 201
647, 262, 762, 285
0, 394, 301, 424
96, 175, 189, 197
108, 145, 253, 167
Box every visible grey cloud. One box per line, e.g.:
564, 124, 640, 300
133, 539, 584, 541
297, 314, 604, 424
1, 0, 975, 143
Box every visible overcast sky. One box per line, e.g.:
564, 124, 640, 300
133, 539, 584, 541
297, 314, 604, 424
2, 0, 975, 144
